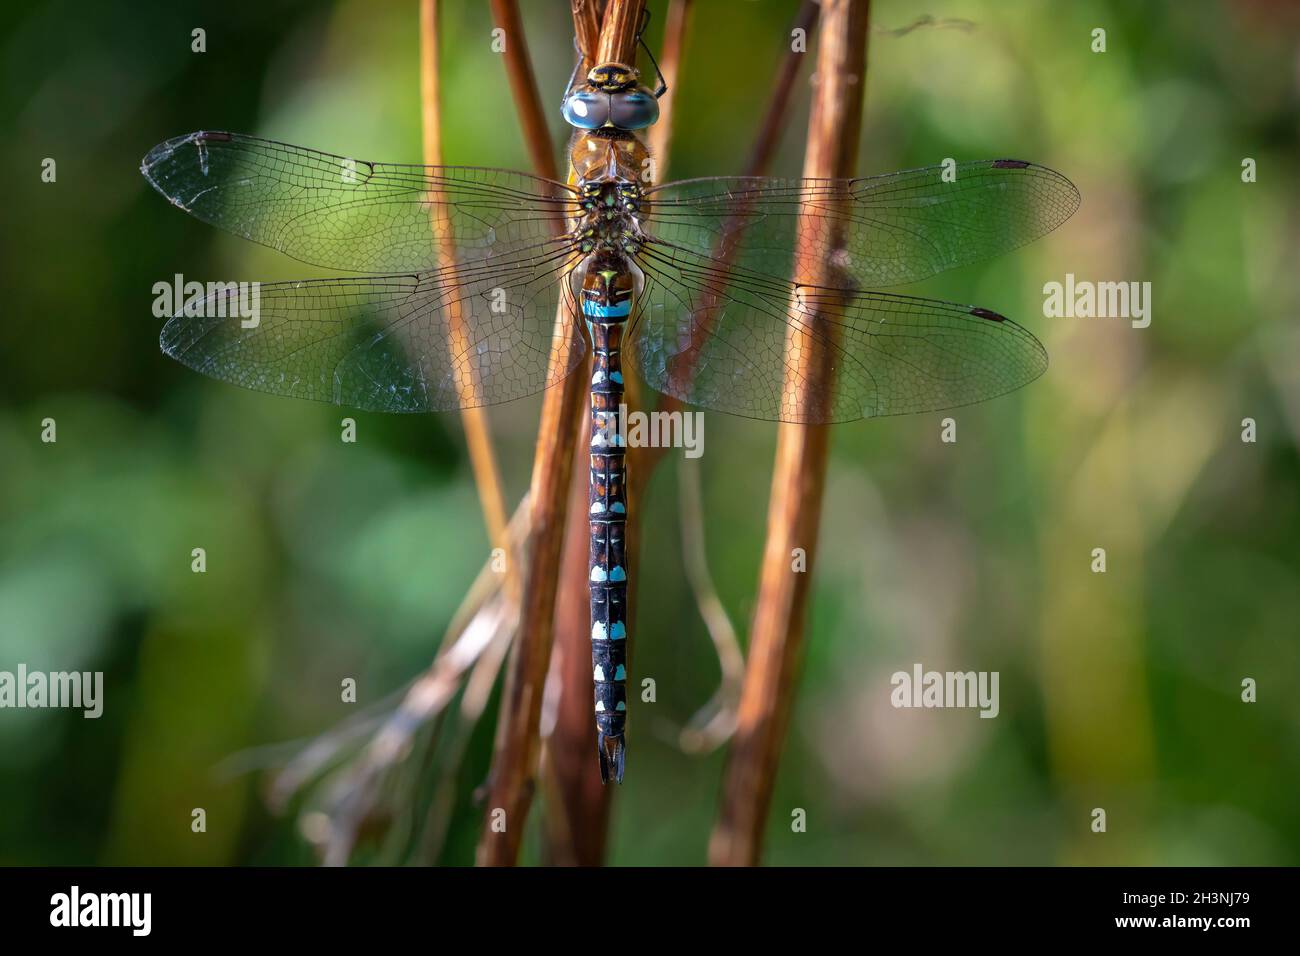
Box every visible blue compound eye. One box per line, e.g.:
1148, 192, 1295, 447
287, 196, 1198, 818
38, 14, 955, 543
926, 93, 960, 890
609, 89, 659, 130
562, 90, 609, 130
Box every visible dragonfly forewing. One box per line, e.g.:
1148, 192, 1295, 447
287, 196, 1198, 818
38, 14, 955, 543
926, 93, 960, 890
141, 131, 579, 274
644, 159, 1080, 290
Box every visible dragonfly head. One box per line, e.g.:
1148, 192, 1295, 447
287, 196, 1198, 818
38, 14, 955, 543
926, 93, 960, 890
587, 62, 638, 93
562, 62, 660, 132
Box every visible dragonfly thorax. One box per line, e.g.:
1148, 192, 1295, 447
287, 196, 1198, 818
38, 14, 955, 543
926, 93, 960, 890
574, 181, 643, 256
570, 129, 649, 184
575, 217, 641, 256
580, 180, 640, 215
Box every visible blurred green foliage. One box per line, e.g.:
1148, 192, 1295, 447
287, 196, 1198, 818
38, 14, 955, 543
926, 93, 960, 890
1, 0, 1297, 865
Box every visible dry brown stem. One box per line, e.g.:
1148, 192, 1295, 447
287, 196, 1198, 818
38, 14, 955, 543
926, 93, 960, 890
476, 0, 647, 867
709, 0, 871, 868
421, 0, 511, 553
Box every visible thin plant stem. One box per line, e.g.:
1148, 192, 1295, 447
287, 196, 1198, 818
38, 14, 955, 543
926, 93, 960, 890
648, 0, 820, 752
541, 424, 609, 865
419, 11, 520, 859
630, 0, 820, 480
571, 0, 603, 70
476, 0, 647, 867
540, 0, 670, 868
489, 0, 562, 182
645, 0, 691, 165
543, 0, 819, 865
272, 499, 531, 863
709, 0, 871, 868
420, 0, 511, 557
595, 0, 644, 64
746, 0, 819, 178
675, 457, 743, 753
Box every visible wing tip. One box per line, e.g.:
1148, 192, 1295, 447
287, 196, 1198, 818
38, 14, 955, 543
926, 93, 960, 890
140, 137, 179, 184
140, 130, 237, 195
988, 157, 1083, 224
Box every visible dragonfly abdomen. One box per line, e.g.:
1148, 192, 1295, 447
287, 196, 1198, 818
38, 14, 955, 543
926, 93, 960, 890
583, 253, 634, 784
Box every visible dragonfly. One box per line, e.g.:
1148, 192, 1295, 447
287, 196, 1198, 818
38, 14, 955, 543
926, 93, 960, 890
141, 56, 1078, 786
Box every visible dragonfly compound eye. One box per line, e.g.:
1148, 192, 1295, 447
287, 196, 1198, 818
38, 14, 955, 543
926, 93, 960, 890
562, 90, 609, 130
608, 89, 660, 131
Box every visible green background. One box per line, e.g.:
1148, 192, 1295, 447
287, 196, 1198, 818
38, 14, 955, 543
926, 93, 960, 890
1, 0, 1297, 865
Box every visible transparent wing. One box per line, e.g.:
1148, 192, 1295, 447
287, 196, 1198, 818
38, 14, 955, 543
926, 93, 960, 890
141, 131, 579, 273
630, 242, 1047, 424
644, 160, 1079, 289
161, 242, 586, 413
